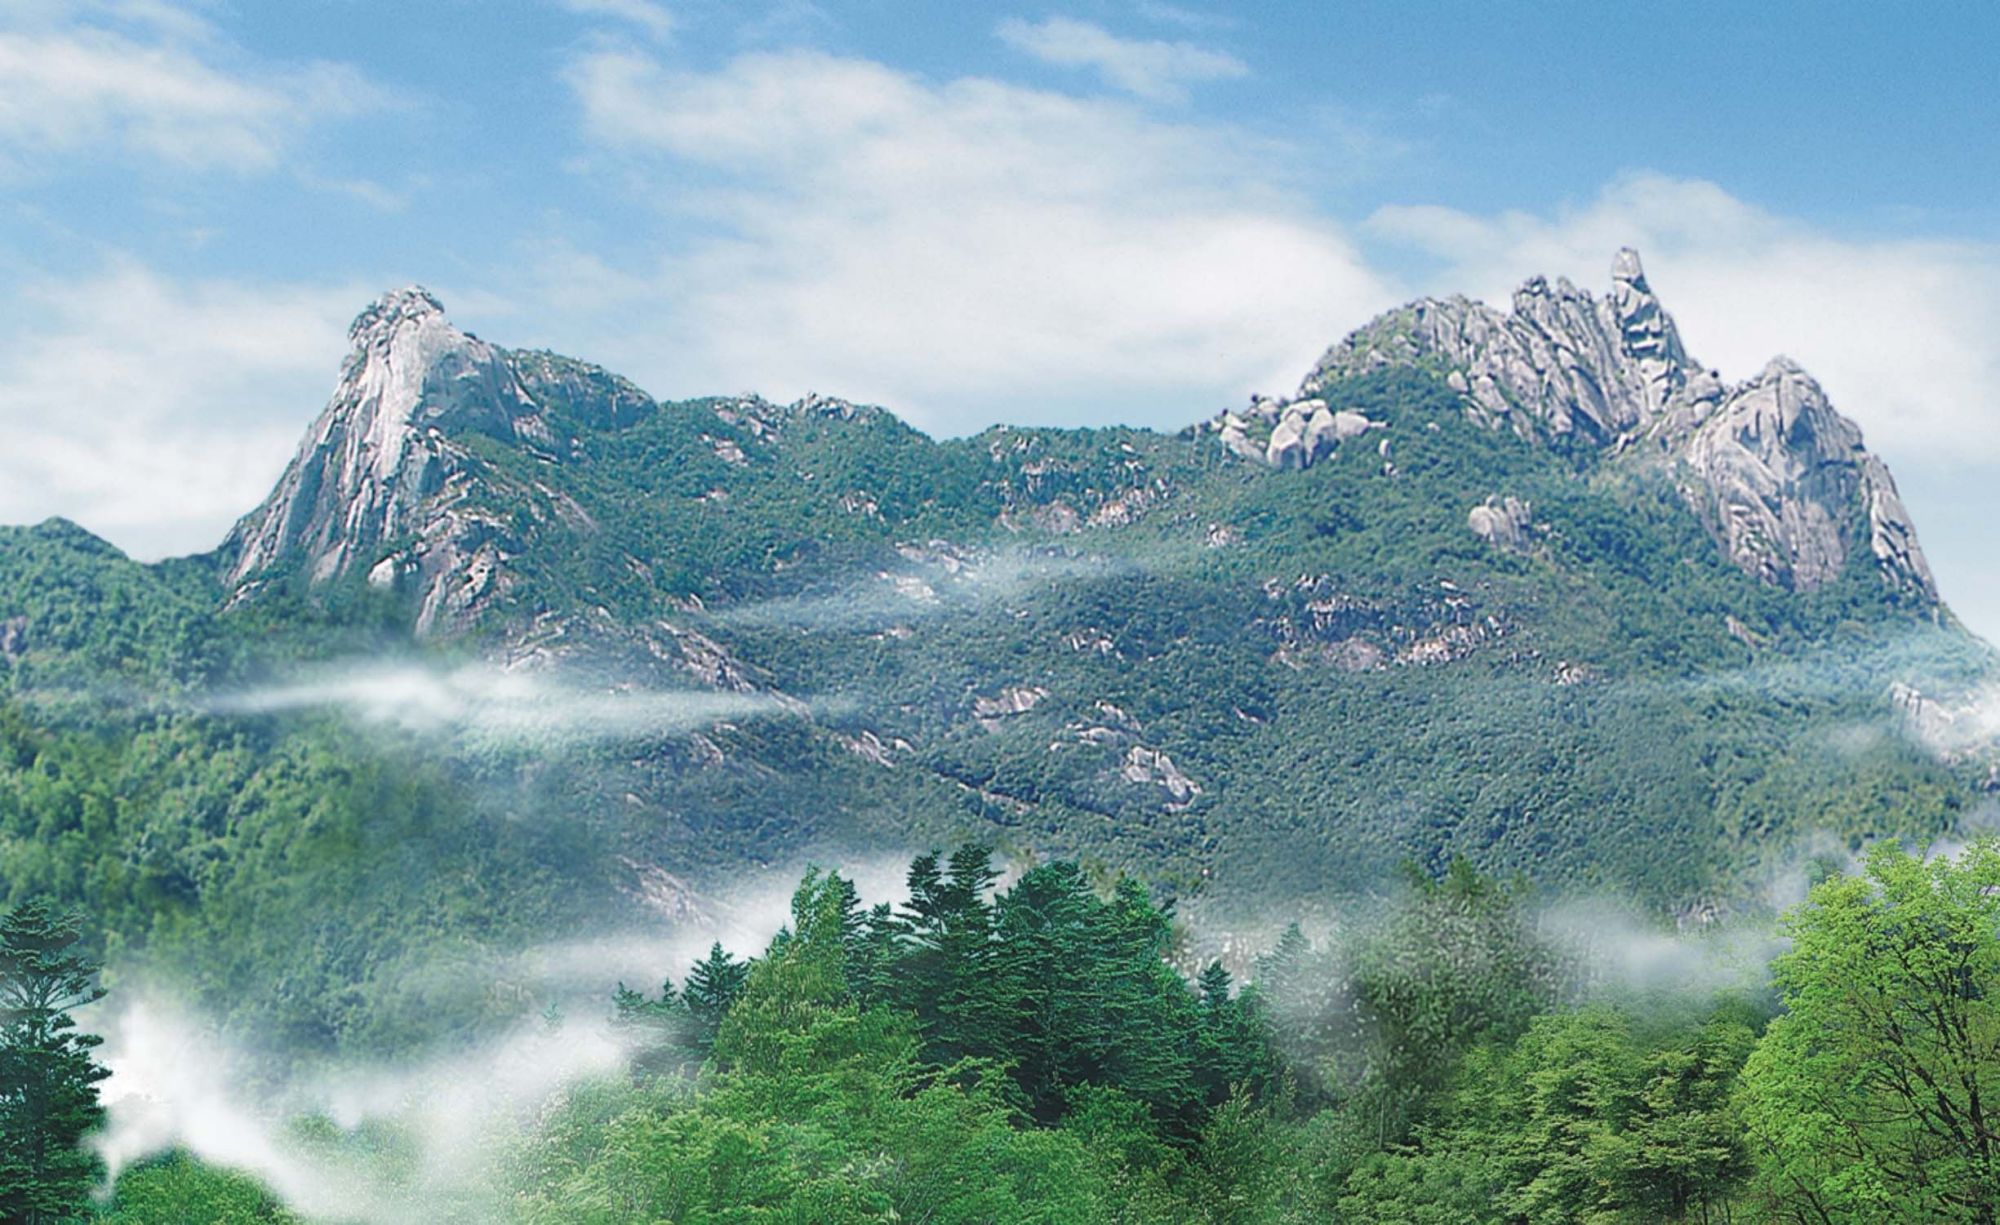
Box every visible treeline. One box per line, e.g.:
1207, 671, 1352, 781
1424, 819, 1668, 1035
508, 842, 2000, 1222
19, 839, 2000, 1221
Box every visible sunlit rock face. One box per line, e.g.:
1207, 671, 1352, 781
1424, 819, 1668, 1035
1670, 357, 1935, 597
1291, 248, 1934, 599
221, 288, 546, 627
219, 289, 657, 633
1300, 247, 1688, 444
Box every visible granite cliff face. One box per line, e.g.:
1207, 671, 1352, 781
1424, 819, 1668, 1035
1226, 249, 1933, 599
222, 288, 658, 632
1660, 356, 1935, 596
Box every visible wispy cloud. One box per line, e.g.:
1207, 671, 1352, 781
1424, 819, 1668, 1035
1134, 3, 1239, 34
554, 46, 1392, 435
89, 856, 918, 1221
93, 996, 628, 1224
0, 1, 386, 174
995, 15, 1246, 104
558, 0, 676, 41
207, 661, 807, 748
710, 545, 1142, 632
0, 258, 362, 559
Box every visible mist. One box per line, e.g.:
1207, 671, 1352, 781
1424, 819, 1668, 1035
203, 661, 813, 749
708, 542, 1152, 632
85, 851, 920, 1222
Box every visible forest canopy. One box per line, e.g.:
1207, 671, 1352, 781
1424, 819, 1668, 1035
16, 838, 2000, 1223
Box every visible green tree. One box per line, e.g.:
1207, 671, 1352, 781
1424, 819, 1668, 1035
680, 941, 749, 1055
0, 900, 111, 1225
1740, 839, 2000, 1222
93, 1153, 296, 1224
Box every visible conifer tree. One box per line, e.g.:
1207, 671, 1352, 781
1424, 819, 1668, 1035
681, 941, 749, 1052
0, 900, 111, 1225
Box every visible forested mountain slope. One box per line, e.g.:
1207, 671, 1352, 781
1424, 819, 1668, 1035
1, 250, 1992, 1050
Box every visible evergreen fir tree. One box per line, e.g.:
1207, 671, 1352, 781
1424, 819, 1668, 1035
0, 900, 111, 1225
682, 941, 749, 1052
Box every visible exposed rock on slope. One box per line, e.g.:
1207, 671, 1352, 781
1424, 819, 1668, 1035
221, 289, 655, 632
1468, 496, 1534, 553
1663, 357, 1936, 595
1302, 247, 1688, 441
1290, 249, 1934, 599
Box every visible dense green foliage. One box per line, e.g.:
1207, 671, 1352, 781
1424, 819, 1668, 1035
0, 900, 111, 1224
4, 842, 1992, 1221
505, 842, 2000, 1224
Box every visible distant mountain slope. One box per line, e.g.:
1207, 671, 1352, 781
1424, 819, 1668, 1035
2, 250, 1992, 1049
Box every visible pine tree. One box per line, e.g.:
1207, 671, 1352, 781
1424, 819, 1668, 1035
682, 942, 749, 1053
0, 900, 111, 1225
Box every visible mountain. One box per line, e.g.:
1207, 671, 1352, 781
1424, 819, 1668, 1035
2, 250, 1993, 1050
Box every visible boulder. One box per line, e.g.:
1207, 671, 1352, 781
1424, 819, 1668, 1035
1468, 496, 1533, 552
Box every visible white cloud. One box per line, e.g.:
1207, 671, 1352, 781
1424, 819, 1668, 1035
0, 260, 361, 558
995, 15, 1246, 104
558, 0, 676, 41
0, 0, 383, 173
93, 996, 630, 1224
555, 47, 1393, 435
1367, 172, 2000, 466
1134, 3, 1240, 33
209, 661, 807, 748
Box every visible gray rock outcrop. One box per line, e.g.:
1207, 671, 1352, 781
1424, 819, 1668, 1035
1302, 249, 1687, 443
1290, 248, 1935, 599
1212, 395, 1380, 472
1668, 358, 1934, 595
1468, 496, 1533, 553
222, 288, 657, 633
224, 289, 541, 589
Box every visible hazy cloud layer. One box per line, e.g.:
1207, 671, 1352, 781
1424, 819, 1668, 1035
558, 0, 677, 42
710, 545, 1144, 632
93, 997, 628, 1224
0, 260, 363, 559
996, 16, 1247, 103
557, 45, 1393, 435
208, 661, 805, 748
90, 855, 918, 1222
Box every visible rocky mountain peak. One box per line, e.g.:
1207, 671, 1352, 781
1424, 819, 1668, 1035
1609, 246, 1646, 284
1301, 249, 1694, 445
349, 284, 446, 342
1290, 249, 1935, 601
223, 288, 550, 623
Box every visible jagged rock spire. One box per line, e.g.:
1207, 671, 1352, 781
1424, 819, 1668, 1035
1291, 250, 1935, 600
224, 287, 546, 601
1606, 247, 1688, 415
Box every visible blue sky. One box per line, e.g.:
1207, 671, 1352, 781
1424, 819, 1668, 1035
2, 0, 1998, 638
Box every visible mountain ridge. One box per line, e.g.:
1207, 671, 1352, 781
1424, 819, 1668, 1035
219, 249, 1941, 642
4, 251, 1994, 1058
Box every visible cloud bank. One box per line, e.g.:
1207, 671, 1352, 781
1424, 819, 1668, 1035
0, 260, 363, 560
208, 661, 805, 748
555, 45, 1392, 436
